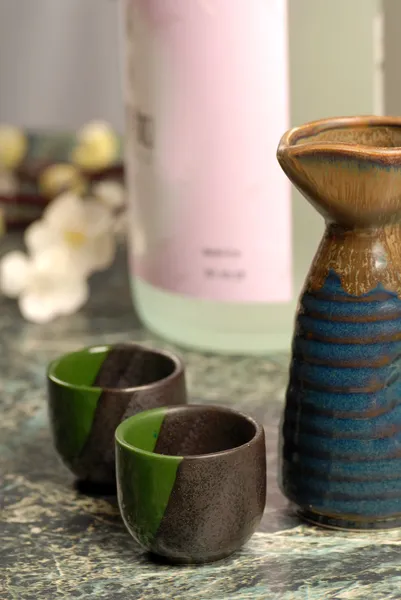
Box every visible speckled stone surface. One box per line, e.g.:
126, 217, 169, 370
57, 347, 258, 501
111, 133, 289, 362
2, 242, 401, 599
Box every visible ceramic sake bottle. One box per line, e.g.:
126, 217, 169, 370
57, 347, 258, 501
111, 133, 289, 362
278, 115, 401, 530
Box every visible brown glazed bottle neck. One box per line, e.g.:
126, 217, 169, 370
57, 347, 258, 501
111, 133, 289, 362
306, 222, 401, 298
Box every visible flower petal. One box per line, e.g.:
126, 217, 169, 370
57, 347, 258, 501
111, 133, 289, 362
0, 251, 31, 298
18, 268, 89, 324
82, 199, 114, 237
31, 245, 87, 281
19, 290, 57, 324
93, 180, 126, 210
24, 220, 58, 256
85, 233, 116, 273
51, 279, 89, 316
44, 192, 86, 231
113, 210, 128, 239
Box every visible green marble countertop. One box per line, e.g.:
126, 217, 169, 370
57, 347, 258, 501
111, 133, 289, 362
2, 245, 401, 599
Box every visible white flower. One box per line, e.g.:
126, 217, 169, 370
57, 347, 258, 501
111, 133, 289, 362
0, 247, 89, 324
0, 125, 27, 169
71, 121, 119, 172
92, 180, 126, 210
24, 191, 116, 276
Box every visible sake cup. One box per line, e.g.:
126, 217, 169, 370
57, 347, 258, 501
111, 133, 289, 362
115, 404, 266, 564
47, 343, 187, 485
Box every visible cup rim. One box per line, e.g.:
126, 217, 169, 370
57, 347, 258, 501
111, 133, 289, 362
47, 343, 185, 394
115, 404, 264, 461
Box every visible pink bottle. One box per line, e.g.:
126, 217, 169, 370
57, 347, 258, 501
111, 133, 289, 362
123, 0, 292, 353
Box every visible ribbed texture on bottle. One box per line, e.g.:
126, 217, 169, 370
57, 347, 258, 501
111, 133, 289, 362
281, 271, 401, 526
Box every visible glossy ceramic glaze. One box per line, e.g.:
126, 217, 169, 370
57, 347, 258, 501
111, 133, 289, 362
47, 343, 186, 485
277, 116, 401, 529
115, 405, 266, 564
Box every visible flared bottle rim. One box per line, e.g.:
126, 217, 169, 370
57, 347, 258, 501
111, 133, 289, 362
277, 115, 401, 162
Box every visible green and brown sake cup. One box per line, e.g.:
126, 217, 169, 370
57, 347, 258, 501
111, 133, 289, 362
115, 404, 266, 564
47, 343, 187, 486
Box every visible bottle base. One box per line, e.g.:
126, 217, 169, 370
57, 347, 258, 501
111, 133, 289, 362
131, 277, 295, 355
297, 507, 401, 531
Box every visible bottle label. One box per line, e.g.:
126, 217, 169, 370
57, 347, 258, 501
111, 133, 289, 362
124, 0, 292, 302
